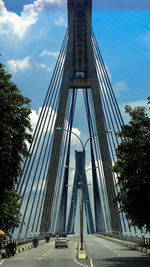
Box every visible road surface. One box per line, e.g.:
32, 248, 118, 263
0, 235, 150, 267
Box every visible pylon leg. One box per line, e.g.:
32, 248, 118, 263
40, 80, 69, 233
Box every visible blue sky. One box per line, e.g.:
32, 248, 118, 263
0, 0, 150, 132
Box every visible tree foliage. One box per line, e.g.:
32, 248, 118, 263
0, 188, 22, 234
0, 58, 33, 232
111, 98, 150, 231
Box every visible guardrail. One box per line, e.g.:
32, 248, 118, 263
1, 233, 57, 249
1, 235, 44, 249
98, 232, 150, 247
0, 234, 55, 258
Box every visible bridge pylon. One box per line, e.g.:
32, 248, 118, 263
40, 0, 122, 234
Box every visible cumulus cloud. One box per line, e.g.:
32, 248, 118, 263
119, 99, 149, 123
30, 107, 81, 143
29, 106, 57, 134
70, 128, 81, 146
23, 0, 66, 13
7, 56, 30, 72
0, 0, 38, 39
38, 63, 51, 72
29, 109, 39, 132
40, 50, 59, 57
113, 81, 128, 96
0, 0, 66, 39
54, 16, 67, 26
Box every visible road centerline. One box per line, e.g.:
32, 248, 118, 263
90, 259, 94, 267
73, 258, 89, 267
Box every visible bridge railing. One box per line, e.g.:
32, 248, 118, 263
97, 232, 150, 247
1, 234, 50, 250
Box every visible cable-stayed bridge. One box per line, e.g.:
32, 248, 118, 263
15, 0, 139, 240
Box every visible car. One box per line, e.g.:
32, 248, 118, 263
55, 237, 68, 248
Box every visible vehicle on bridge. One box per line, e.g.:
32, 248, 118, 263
55, 237, 68, 248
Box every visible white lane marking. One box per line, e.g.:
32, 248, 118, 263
73, 259, 89, 267
104, 245, 121, 257
46, 248, 54, 254
114, 251, 121, 257
0, 260, 4, 265
90, 259, 94, 267
38, 248, 54, 260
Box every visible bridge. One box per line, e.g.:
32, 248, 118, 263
2, 0, 148, 264
1, 0, 150, 266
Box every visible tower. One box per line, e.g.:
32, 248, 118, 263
40, 0, 122, 234
67, 151, 94, 234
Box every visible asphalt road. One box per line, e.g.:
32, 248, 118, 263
0, 235, 79, 267
0, 235, 150, 267
84, 235, 150, 267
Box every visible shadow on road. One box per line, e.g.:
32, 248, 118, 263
94, 255, 150, 267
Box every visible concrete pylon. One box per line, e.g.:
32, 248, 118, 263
40, 0, 122, 234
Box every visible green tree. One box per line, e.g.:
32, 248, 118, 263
0, 58, 33, 231
0, 188, 22, 234
111, 98, 150, 231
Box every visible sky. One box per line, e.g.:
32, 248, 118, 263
0, 0, 150, 160
1, 0, 150, 235
1, 0, 150, 118
1, 0, 150, 172
0, 0, 150, 152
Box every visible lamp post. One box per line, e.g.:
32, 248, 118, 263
56, 127, 111, 250
65, 165, 95, 246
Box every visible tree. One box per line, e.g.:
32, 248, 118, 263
111, 98, 150, 231
0, 188, 22, 234
0, 57, 33, 231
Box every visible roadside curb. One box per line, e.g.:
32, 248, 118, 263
16, 239, 46, 254
0, 239, 47, 259
94, 234, 150, 255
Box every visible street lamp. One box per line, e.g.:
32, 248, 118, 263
65, 165, 94, 248
56, 127, 111, 250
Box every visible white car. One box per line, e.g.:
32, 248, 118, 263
55, 237, 68, 248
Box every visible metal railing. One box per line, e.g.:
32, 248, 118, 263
1, 234, 47, 250
97, 232, 150, 247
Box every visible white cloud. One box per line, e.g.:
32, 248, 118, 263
113, 81, 128, 96
0, 0, 38, 39
23, 0, 66, 13
54, 16, 67, 26
40, 50, 59, 57
70, 128, 81, 146
29, 106, 57, 134
7, 56, 30, 72
38, 63, 51, 72
119, 99, 149, 123
30, 108, 81, 143
29, 109, 39, 132
0, 0, 66, 39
